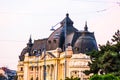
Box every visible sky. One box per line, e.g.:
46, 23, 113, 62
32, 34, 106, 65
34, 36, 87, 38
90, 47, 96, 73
0, 0, 120, 70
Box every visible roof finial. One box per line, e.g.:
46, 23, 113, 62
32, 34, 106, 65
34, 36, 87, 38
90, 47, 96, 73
66, 13, 69, 17
84, 21, 88, 31
29, 35, 32, 43
27, 35, 33, 47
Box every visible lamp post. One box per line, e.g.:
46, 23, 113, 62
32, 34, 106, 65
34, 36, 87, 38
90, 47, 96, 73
50, 14, 68, 80
50, 22, 60, 31
64, 14, 67, 80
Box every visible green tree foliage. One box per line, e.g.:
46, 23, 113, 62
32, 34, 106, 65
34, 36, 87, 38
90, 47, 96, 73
111, 30, 120, 43
90, 74, 119, 80
103, 74, 118, 80
84, 29, 120, 76
65, 76, 80, 80
89, 74, 103, 80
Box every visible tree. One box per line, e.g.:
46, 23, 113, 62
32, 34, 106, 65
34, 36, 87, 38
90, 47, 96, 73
99, 50, 120, 75
111, 29, 120, 43
65, 76, 80, 80
84, 30, 120, 76
89, 74, 119, 80
89, 74, 103, 80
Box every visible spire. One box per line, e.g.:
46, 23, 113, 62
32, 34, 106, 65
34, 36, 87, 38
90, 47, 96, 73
84, 21, 88, 31
60, 13, 73, 26
66, 13, 69, 17
29, 35, 32, 44
27, 35, 33, 47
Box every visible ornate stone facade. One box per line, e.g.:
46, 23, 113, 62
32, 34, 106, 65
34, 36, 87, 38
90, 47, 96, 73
17, 14, 98, 80
17, 46, 91, 80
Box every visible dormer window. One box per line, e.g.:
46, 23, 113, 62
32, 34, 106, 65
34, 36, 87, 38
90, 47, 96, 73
33, 50, 37, 54
53, 39, 56, 43
38, 49, 41, 54
48, 40, 51, 44
20, 67, 23, 71
75, 47, 79, 51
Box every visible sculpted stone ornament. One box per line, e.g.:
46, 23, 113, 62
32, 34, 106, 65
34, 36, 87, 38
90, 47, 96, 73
17, 14, 98, 80
69, 54, 90, 67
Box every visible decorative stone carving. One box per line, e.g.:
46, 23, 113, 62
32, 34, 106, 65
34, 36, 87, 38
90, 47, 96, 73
69, 61, 89, 67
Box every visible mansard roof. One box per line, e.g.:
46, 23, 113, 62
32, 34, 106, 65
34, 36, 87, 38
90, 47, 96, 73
73, 22, 98, 53
47, 13, 78, 50
19, 14, 98, 61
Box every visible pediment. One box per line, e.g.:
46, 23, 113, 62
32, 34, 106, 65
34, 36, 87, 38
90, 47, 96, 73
41, 52, 56, 60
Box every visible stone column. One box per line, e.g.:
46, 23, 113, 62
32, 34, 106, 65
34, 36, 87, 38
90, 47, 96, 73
49, 65, 52, 80
59, 64, 63, 80
23, 53, 29, 80
51, 64, 55, 80
27, 66, 30, 80
46, 65, 48, 80
41, 65, 43, 80
33, 66, 36, 80
36, 66, 39, 80
62, 63, 64, 80
39, 66, 41, 80
54, 62, 58, 80
57, 61, 61, 80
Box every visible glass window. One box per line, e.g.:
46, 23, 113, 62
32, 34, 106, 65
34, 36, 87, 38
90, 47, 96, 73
20, 67, 23, 71
53, 40, 56, 43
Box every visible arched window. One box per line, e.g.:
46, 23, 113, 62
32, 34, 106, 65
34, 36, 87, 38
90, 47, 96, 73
70, 70, 79, 78
33, 50, 37, 54
30, 66, 33, 71
36, 77, 38, 80
38, 49, 41, 54
30, 77, 33, 80
75, 47, 79, 51
20, 67, 23, 71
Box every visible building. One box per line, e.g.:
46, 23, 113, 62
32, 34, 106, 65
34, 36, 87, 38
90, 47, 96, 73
17, 14, 98, 80
0, 67, 16, 80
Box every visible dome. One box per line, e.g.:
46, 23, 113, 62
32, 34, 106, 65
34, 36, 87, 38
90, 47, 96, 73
74, 34, 98, 54
19, 47, 30, 61
47, 13, 78, 51
60, 13, 74, 26
19, 36, 33, 61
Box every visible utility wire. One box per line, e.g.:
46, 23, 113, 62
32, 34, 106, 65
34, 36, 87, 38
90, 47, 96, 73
81, 0, 119, 4
0, 40, 26, 43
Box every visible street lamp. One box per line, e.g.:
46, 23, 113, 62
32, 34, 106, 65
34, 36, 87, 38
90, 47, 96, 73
50, 13, 68, 80
50, 22, 60, 31
64, 14, 67, 80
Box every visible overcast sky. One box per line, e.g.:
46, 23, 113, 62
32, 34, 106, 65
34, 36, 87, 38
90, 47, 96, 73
0, 0, 120, 70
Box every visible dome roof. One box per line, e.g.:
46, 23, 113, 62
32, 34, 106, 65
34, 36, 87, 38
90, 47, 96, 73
19, 47, 30, 61
47, 13, 78, 50
74, 33, 98, 53
60, 13, 74, 26
19, 36, 33, 61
